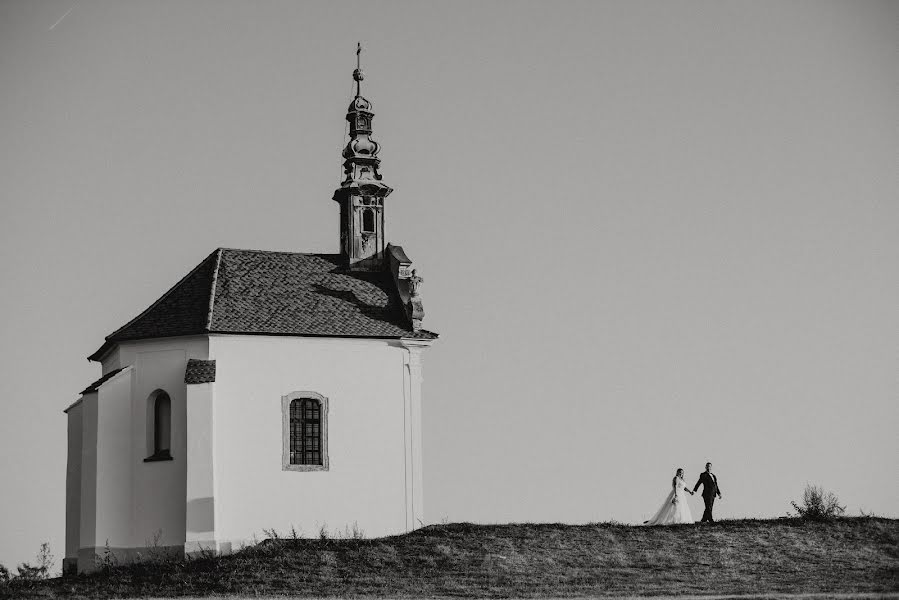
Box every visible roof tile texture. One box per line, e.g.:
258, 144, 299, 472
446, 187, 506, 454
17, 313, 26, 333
185, 359, 216, 384
92, 248, 435, 359
79, 367, 127, 395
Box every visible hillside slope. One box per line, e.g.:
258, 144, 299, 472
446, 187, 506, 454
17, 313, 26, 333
5, 518, 898, 598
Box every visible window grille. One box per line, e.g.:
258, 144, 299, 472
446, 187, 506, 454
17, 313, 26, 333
290, 398, 322, 465
281, 391, 328, 471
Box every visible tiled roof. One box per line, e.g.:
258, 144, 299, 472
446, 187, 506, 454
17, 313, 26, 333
79, 367, 127, 395
185, 359, 216, 384
89, 248, 437, 360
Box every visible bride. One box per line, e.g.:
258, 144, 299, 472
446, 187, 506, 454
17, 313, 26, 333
644, 468, 695, 525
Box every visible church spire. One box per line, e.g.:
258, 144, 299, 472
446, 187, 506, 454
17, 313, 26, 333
333, 43, 393, 270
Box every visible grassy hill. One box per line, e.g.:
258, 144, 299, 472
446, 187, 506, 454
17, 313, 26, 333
4, 517, 897, 599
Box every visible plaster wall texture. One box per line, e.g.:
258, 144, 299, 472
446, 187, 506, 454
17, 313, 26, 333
129, 346, 190, 550
405, 345, 426, 532
76, 393, 98, 560
99, 335, 208, 375
100, 347, 121, 374
208, 334, 424, 545
64, 403, 83, 565
86, 368, 133, 565
185, 381, 217, 554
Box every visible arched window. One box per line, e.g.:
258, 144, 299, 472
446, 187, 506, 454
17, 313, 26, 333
145, 390, 173, 462
362, 208, 375, 233
281, 391, 329, 471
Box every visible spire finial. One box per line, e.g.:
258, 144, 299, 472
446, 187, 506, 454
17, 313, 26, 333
353, 42, 364, 97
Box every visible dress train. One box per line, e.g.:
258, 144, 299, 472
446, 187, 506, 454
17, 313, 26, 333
644, 476, 693, 526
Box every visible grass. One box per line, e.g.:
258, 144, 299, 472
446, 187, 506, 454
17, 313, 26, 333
3, 517, 897, 599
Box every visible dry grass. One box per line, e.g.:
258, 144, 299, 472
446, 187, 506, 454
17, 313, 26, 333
3, 517, 897, 599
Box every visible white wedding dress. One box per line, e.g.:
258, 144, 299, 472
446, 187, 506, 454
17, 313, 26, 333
644, 476, 694, 525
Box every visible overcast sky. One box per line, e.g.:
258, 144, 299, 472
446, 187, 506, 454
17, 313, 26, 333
0, 0, 896, 571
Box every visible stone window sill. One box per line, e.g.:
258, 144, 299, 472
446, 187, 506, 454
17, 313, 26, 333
283, 464, 328, 472
144, 451, 173, 463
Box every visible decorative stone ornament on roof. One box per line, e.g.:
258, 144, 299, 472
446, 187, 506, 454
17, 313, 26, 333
88, 46, 433, 362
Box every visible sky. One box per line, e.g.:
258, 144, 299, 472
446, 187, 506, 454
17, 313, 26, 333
0, 0, 897, 572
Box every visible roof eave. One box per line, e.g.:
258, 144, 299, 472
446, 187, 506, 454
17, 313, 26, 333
88, 332, 214, 362
63, 396, 87, 414
87, 340, 115, 363
207, 330, 437, 341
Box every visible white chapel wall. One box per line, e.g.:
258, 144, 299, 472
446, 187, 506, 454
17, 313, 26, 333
77, 392, 98, 567
72, 332, 426, 566
120, 336, 208, 550
64, 403, 83, 571
90, 368, 134, 556
99, 347, 121, 375
71, 336, 209, 571
209, 335, 416, 545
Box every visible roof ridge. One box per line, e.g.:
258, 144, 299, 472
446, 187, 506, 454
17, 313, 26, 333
104, 248, 220, 342
218, 247, 335, 257
205, 248, 224, 331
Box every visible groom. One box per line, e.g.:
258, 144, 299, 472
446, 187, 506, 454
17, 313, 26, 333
693, 462, 722, 523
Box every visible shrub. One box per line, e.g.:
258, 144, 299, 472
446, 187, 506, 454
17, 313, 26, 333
14, 542, 54, 582
14, 563, 46, 581
0, 564, 9, 585
350, 521, 365, 540
336, 521, 366, 540
96, 539, 118, 572
36, 543, 54, 576
791, 484, 846, 521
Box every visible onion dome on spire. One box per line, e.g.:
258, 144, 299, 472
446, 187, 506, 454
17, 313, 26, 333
339, 42, 388, 188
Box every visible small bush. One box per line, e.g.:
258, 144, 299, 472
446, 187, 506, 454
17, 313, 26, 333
13, 542, 54, 582
350, 521, 365, 540
334, 521, 366, 540
96, 539, 118, 572
791, 484, 846, 521
36, 543, 54, 576
14, 563, 45, 581
0, 564, 10, 585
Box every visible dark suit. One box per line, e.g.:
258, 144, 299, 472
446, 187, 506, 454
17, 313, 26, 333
693, 471, 722, 522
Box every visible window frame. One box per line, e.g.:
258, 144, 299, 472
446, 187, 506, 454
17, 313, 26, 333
281, 391, 329, 472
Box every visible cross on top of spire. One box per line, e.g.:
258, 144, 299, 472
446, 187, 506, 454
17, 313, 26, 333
353, 42, 364, 97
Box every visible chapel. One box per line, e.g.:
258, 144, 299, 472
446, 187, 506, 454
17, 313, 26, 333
63, 49, 437, 574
